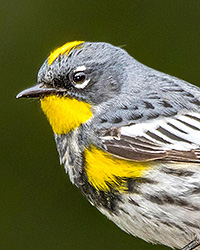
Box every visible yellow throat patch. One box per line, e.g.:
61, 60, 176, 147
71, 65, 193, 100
40, 95, 92, 134
48, 41, 84, 65
84, 146, 151, 191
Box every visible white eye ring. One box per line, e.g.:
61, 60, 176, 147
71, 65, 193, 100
72, 65, 90, 89
73, 78, 90, 89
75, 65, 87, 71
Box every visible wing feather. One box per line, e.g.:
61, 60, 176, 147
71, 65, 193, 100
99, 112, 200, 163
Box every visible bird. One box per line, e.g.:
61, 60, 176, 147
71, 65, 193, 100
17, 41, 200, 250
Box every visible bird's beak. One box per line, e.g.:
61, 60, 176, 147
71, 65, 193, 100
16, 83, 66, 99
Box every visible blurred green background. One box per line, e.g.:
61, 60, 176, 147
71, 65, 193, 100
1, 0, 200, 249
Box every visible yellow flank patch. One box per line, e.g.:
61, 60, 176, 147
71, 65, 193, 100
40, 95, 92, 134
84, 146, 151, 192
48, 41, 84, 65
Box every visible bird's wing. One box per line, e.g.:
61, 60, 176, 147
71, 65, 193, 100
98, 112, 200, 162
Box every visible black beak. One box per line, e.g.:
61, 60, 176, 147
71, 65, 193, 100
16, 84, 66, 99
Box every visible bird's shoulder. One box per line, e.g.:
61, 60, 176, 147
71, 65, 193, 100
89, 70, 200, 163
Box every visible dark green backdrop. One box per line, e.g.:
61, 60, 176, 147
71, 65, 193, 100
1, 1, 200, 249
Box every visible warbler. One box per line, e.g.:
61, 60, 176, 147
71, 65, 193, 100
17, 41, 200, 250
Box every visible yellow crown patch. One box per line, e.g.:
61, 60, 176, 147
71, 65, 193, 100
48, 41, 84, 65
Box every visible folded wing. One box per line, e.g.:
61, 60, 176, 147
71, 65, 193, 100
99, 112, 200, 162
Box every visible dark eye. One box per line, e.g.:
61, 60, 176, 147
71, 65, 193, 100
73, 72, 86, 84
71, 66, 90, 89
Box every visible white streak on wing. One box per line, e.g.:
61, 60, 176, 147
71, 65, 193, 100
191, 112, 200, 119
178, 115, 200, 129
160, 123, 200, 145
120, 112, 200, 151
166, 119, 195, 133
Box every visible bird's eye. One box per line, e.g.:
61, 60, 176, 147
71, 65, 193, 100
73, 72, 86, 84
71, 70, 90, 89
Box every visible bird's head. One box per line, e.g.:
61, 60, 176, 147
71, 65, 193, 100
17, 41, 131, 134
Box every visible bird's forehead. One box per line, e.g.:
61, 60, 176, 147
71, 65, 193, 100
37, 41, 86, 82
37, 41, 122, 82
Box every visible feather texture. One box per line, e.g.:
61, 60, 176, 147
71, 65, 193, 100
98, 112, 200, 162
